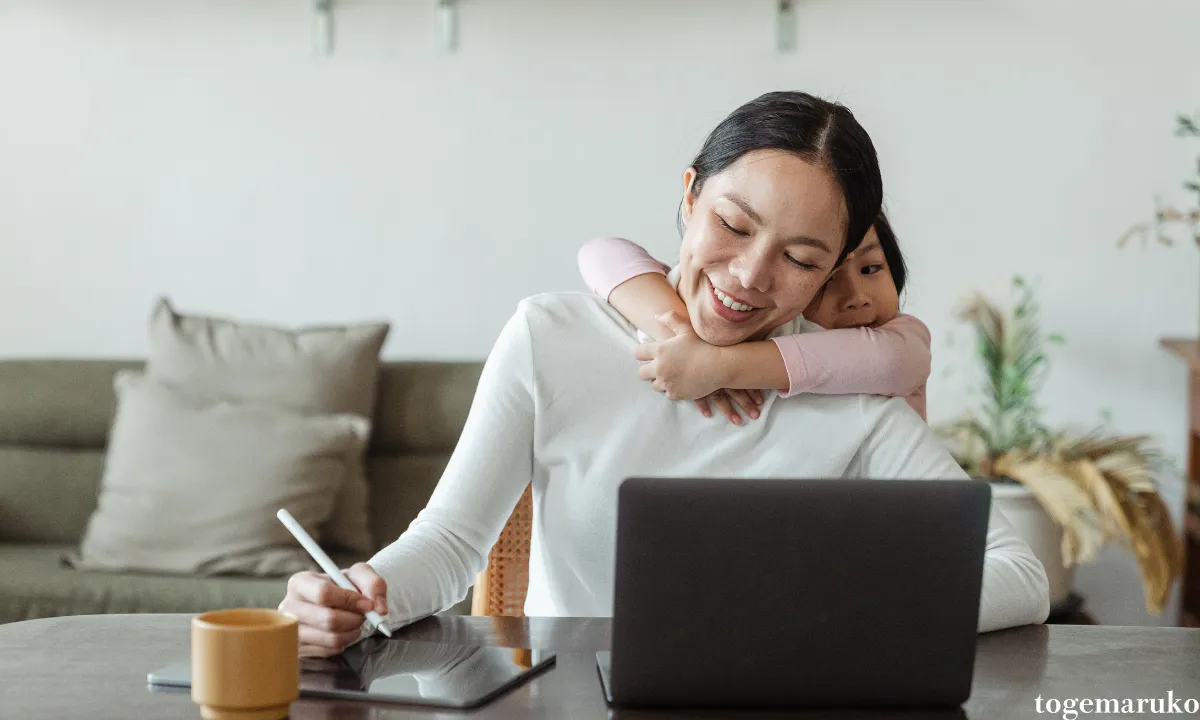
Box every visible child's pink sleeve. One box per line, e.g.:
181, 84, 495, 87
577, 237, 670, 301
771, 313, 932, 404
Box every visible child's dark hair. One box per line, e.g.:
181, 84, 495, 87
873, 210, 907, 295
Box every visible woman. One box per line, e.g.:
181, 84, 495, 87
280, 92, 1050, 657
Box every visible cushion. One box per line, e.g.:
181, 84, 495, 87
145, 298, 389, 554
67, 372, 368, 576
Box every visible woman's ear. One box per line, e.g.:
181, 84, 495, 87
679, 167, 699, 225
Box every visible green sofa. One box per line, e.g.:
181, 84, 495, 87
0, 359, 484, 624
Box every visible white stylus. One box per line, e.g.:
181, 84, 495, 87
277, 508, 392, 638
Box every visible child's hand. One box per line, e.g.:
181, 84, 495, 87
634, 312, 728, 401
694, 389, 765, 425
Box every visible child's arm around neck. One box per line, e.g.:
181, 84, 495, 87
576, 236, 930, 415
772, 315, 931, 397
772, 315, 931, 420
578, 237, 678, 340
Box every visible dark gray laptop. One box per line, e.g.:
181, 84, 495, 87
597, 477, 991, 709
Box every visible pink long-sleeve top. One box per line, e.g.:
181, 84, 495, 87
577, 236, 930, 420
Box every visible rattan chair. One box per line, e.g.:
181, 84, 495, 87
471, 484, 534, 617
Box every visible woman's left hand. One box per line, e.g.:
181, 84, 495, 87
633, 311, 731, 402
695, 389, 765, 425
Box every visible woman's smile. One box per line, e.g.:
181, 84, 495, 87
707, 276, 763, 323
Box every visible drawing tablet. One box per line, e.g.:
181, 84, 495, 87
148, 637, 555, 709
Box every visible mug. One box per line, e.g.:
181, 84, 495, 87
191, 609, 300, 720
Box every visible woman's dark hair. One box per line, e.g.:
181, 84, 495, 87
682, 91, 883, 266
873, 210, 908, 295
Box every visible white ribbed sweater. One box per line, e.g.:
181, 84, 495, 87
366, 293, 1050, 636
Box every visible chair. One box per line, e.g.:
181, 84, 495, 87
471, 484, 533, 617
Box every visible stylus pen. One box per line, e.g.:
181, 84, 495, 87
277, 508, 393, 638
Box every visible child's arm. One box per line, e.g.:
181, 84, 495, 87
577, 237, 680, 342
577, 238, 790, 392
635, 317, 930, 422
707, 342, 790, 391
579, 236, 931, 406
768, 314, 932, 399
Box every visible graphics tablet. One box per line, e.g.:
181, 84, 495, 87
148, 637, 555, 709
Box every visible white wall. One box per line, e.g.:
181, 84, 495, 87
1, 0, 1197, 625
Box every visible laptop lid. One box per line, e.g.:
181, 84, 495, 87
607, 477, 990, 708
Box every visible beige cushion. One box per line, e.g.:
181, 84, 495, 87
68, 372, 369, 576
145, 298, 388, 553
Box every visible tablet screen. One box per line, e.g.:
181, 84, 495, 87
148, 638, 556, 709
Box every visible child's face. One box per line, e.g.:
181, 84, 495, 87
802, 227, 900, 330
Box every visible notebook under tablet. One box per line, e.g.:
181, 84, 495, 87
149, 637, 555, 709
597, 477, 991, 709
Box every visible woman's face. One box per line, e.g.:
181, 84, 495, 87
803, 227, 900, 330
677, 150, 848, 347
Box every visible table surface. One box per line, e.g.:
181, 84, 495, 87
2, 614, 1198, 719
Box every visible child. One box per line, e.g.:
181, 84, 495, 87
577, 212, 929, 423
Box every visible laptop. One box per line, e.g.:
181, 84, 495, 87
597, 477, 991, 709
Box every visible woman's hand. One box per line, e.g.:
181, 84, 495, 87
634, 312, 764, 424
694, 389, 765, 425
278, 563, 389, 657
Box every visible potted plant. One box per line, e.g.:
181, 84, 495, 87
937, 276, 1183, 614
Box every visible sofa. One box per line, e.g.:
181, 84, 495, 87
0, 358, 484, 624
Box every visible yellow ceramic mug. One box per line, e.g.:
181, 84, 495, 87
191, 609, 300, 720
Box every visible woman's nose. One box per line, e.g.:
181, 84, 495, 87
730, 247, 772, 293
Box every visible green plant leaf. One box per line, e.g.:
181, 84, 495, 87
1047, 333, 1066, 344
945, 275, 1058, 461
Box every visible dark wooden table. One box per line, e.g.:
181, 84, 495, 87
2, 614, 1198, 719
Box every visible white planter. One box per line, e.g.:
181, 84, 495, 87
989, 481, 1076, 609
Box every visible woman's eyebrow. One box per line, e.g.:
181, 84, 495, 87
788, 236, 834, 253
722, 193, 833, 253
723, 193, 764, 224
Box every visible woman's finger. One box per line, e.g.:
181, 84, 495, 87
749, 389, 766, 406
346, 563, 389, 616
633, 344, 656, 362
298, 625, 363, 656
711, 392, 741, 425
727, 390, 760, 420
288, 571, 372, 613
282, 599, 366, 634
693, 399, 713, 418
637, 362, 656, 382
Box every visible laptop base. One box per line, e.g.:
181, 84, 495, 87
595, 652, 614, 704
